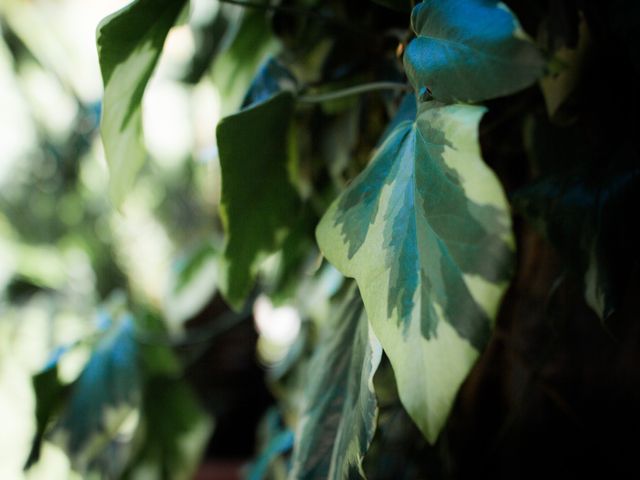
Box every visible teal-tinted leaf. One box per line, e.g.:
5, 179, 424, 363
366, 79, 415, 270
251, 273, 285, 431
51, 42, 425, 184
97, 0, 187, 206
317, 101, 514, 442
52, 315, 142, 470
217, 92, 301, 309
377, 94, 417, 147
246, 429, 293, 480
289, 287, 382, 479
404, 0, 544, 102
122, 377, 212, 480
243, 57, 298, 108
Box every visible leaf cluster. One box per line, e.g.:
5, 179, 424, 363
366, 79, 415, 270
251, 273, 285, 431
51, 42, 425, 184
15, 0, 640, 478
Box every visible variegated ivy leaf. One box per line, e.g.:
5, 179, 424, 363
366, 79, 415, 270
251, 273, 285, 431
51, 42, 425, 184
404, 0, 544, 103
97, 0, 187, 206
316, 97, 514, 442
289, 286, 382, 479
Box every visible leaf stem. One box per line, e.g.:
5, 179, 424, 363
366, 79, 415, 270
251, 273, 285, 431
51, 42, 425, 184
297, 81, 411, 104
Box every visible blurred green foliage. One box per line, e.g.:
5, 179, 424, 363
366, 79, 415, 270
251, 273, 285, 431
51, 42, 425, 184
0, 1, 217, 477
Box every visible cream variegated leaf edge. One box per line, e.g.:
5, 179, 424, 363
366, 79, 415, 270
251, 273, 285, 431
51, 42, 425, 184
97, 0, 187, 206
289, 286, 383, 479
316, 100, 514, 442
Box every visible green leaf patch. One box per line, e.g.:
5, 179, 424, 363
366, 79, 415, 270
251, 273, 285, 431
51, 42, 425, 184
217, 92, 301, 309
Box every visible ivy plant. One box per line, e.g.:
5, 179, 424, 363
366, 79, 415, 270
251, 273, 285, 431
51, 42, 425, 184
23, 0, 640, 478
96, 0, 542, 474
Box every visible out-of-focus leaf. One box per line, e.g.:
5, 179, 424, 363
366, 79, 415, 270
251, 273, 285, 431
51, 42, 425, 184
289, 287, 382, 479
404, 0, 544, 102
122, 377, 212, 480
262, 211, 317, 304
172, 241, 218, 294
540, 15, 591, 123
165, 241, 219, 328
135, 313, 181, 377
514, 117, 640, 319
97, 0, 187, 206
363, 358, 438, 480
317, 101, 514, 442
25, 352, 71, 468
320, 107, 360, 187
52, 315, 142, 471
247, 422, 294, 480
217, 92, 301, 309
212, 7, 278, 114
243, 57, 298, 108
180, 0, 240, 84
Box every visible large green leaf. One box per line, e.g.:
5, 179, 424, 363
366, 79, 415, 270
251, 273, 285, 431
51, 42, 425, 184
52, 315, 142, 470
97, 0, 187, 206
217, 92, 301, 309
289, 286, 382, 479
316, 99, 514, 442
404, 0, 544, 103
